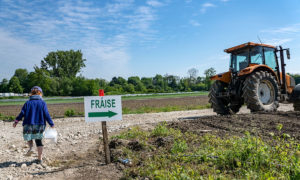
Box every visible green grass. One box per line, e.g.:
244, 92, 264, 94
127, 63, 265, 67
0, 92, 208, 106
0, 98, 84, 106
0, 113, 15, 121
122, 92, 208, 100
112, 123, 300, 179
122, 104, 211, 114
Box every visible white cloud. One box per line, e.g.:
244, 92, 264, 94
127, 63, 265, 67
82, 35, 131, 79
261, 24, 300, 34
0, 29, 48, 80
264, 38, 293, 46
147, 0, 164, 7
200, 3, 216, 14
0, 0, 165, 80
189, 20, 201, 27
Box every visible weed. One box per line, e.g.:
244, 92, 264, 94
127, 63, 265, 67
64, 109, 75, 117
77, 112, 84, 116
171, 140, 188, 154
151, 122, 170, 137
112, 126, 148, 140
116, 123, 300, 179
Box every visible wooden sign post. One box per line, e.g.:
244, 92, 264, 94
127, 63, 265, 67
99, 89, 111, 164
84, 90, 122, 165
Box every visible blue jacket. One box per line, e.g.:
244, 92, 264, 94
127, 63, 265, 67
16, 95, 54, 127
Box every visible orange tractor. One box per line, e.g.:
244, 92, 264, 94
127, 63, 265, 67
209, 42, 300, 115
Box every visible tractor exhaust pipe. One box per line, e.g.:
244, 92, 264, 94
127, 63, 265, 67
279, 46, 287, 95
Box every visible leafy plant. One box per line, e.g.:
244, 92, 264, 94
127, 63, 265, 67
114, 123, 300, 179
64, 109, 75, 117
151, 122, 170, 137
171, 140, 188, 154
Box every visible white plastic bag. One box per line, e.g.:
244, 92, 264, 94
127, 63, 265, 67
44, 128, 58, 143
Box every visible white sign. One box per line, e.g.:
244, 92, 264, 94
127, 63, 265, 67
84, 96, 122, 122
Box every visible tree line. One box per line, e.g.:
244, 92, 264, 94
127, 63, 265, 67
2, 50, 299, 96
0, 50, 217, 96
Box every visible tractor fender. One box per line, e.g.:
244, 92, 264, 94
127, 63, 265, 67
238, 64, 278, 81
210, 71, 231, 84
289, 84, 300, 102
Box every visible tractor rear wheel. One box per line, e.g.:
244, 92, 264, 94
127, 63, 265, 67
242, 71, 279, 112
294, 101, 300, 111
209, 80, 242, 115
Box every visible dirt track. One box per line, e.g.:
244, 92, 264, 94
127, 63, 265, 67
0, 103, 297, 180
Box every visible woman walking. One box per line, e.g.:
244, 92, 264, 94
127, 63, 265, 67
13, 86, 54, 164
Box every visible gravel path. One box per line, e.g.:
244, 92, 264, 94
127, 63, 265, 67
0, 104, 293, 180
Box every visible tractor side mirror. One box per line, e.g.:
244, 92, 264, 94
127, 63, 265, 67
286, 49, 290, 59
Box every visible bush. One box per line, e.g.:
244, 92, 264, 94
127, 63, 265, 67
64, 109, 75, 117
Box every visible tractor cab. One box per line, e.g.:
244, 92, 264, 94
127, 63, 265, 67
224, 42, 277, 73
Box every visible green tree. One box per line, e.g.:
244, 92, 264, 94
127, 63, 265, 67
98, 79, 108, 89
57, 77, 73, 96
128, 76, 141, 86
204, 68, 216, 90
86, 79, 100, 95
40, 50, 86, 78
123, 83, 135, 93
105, 84, 124, 94
110, 77, 126, 86
0, 78, 9, 92
13, 69, 28, 90
135, 82, 146, 92
8, 76, 23, 93
26, 68, 58, 95
180, 78, 191, 91
153, 74, 165, 92
72, 76, 88, 96
128, 76, 146, 92
290, 74, 300, 85
141, 77, 153, 88
165, 75, 179, 91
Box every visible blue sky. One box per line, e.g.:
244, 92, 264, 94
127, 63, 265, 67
0, 0, 300, 81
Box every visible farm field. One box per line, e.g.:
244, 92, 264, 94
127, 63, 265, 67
0, 92, 208, 106
0, 95, 210, 118
0, 104, 299, 179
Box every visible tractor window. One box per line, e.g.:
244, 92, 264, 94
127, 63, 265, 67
250, 47, 263, 64
264, 48, 277, 70
231, 50, 249, 72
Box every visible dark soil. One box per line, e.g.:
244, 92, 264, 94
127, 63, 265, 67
123, 96, 209, 109
169, 111, 300, 140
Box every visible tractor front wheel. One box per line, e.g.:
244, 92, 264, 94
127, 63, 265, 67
294, 101, 300, 111
209, 80, 242, 115
242, 71, 279, 112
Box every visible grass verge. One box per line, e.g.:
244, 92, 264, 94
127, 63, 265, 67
0, 113, 15, 121
122, 104, 211, 114
110, 123, 300, 179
